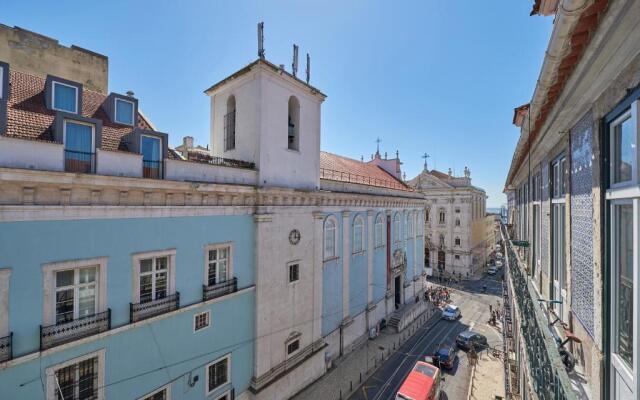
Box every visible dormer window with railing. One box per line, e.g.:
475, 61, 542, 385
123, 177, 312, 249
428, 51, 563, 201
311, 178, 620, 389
224, 95, 236, 151
64, 120, 96, 174
46, 76, 82, 114
142, 135, 162, 179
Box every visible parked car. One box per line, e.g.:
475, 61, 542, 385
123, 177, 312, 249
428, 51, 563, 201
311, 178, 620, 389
433, 345, 457, 369
487, 265, 498, 275
456, 330, 488, 351
441, 304, 461, 321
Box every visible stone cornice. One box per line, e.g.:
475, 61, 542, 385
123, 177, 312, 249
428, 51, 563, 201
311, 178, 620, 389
0, 167, 426, 221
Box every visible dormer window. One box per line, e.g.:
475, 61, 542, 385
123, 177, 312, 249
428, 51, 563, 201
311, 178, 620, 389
115, 98, 135, 125
64, 120, 95, 173
53, 82, 78, 113
46, 76, 83, 114
0, 61, 8, 100
142, 135, 162, 179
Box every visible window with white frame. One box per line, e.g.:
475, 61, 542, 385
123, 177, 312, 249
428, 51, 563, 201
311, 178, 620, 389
114, 98, 135, 125
64, 120, 95, 174
393, 213, 401, 243
353, 216, 365, 253
46, 349, 105, 400
606, 100, 639, 385
42, 258, 108, 327
324, 217, 337, 259
139, 385, 170, 400
224, 96, 236, 151
288, 262, 300, 283
550, 155, 566, 319
194, 310, 210, 332
52, 81, 79, 113
206, 245, 231, 286
132, 250, 175, 304
375, 214, 384, 247
206, 355, 230, 395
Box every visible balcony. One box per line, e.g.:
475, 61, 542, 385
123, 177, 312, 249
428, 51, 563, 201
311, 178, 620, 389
40, 310, 111, 351
0, 333, 12, 362
502, 224, 578, 400
203, 277, 238, 302
130, 292, 180, 323
143, 159, 163, 179
64, 150, 95, 173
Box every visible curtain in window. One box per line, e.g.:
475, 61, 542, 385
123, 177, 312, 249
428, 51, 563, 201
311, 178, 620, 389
116, 99, 134, 124
65, 122, 92, 153
142, 136, 161, 161
54, 83, 77, 112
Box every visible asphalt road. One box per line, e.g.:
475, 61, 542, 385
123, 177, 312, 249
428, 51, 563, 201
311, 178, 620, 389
349, 271, 504, 400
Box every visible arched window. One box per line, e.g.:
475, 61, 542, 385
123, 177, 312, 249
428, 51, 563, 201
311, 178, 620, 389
324, 217, 337, 259
455, 237, 461, 246
288, 96, 300, 150
353, 216, 365, 253
425, 208, 430, 222
375, 214, 384, 247
224, 95, 236, 151
393, 213, 401, 243
439, 234, 445, 248
455, 218, 460, 227
438, 209, 446, 224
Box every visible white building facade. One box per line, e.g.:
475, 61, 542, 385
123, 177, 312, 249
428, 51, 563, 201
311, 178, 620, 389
409, 166, 487, 277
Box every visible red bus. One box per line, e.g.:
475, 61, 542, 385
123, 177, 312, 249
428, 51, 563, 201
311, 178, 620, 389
396, 360, 442, 400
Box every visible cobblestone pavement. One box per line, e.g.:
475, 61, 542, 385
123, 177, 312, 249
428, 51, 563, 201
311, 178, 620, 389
291, 302, 439, 400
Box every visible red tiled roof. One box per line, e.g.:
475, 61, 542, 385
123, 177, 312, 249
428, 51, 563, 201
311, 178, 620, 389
320, 151, 411, 191
5, 69, 167, 155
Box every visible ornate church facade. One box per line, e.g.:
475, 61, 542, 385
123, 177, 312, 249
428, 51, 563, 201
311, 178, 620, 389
409, 166, 487, 277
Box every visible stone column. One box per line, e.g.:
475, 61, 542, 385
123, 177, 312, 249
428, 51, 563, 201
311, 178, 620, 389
341, 210, 350, 321
253, 213, 273, 380
367, 210, 374, 305
312, 211, 325, 341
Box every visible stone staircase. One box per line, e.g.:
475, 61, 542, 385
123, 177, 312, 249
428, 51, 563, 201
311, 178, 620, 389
388, 301, 431, 332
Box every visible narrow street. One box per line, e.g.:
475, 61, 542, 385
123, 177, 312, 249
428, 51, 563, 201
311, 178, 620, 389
349, 272, 504, 400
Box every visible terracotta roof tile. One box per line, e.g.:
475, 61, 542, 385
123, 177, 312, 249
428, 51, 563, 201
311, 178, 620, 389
320, 151, 411, 191
5, 69, 158, 153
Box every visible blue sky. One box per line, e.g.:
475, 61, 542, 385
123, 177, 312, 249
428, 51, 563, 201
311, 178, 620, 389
3, 1, 552, 207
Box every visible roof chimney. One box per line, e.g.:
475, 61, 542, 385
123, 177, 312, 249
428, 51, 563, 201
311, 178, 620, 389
126, 90, 135, 97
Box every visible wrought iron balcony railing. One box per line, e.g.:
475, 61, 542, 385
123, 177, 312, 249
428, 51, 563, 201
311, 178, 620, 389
130, 292, 180, 323
0, 332, 12, 362
203, 277, 238, 302
502, 224, 577, 400
64, 150, 95, 174
40, 310, 111, 351
143, 159, 163, 179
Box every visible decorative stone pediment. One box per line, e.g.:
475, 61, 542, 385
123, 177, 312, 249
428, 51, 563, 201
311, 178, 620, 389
392, 248, 407, 273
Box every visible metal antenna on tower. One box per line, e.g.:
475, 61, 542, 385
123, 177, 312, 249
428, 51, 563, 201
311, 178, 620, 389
422, 153, 430, 171
257, 22, 265, 59
305, 53, 310, 84
292, 44, 299, 77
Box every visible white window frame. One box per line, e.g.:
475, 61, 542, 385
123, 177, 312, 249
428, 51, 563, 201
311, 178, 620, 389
324, 216, 338, 260
46, 349, 106, 400
285, 333, 302, 358
438, 209, 446, 225
114, 97, 135, 126
42, 258, 108, 326
63, 119, 96, 152
205, 354, 231, 396
0, 268, 11, 337
610, 105, 637, 190
213, 390, 232, 400
131, 249, 176, 304
203, 243, 234, 287
550, 155, 567, 320
353, 216, 365, 253
193, 310, 211, 333
138, 384, 171, 400
141, 134, 162, 161
375, 214, 384, 247
52, 81, 79, 113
